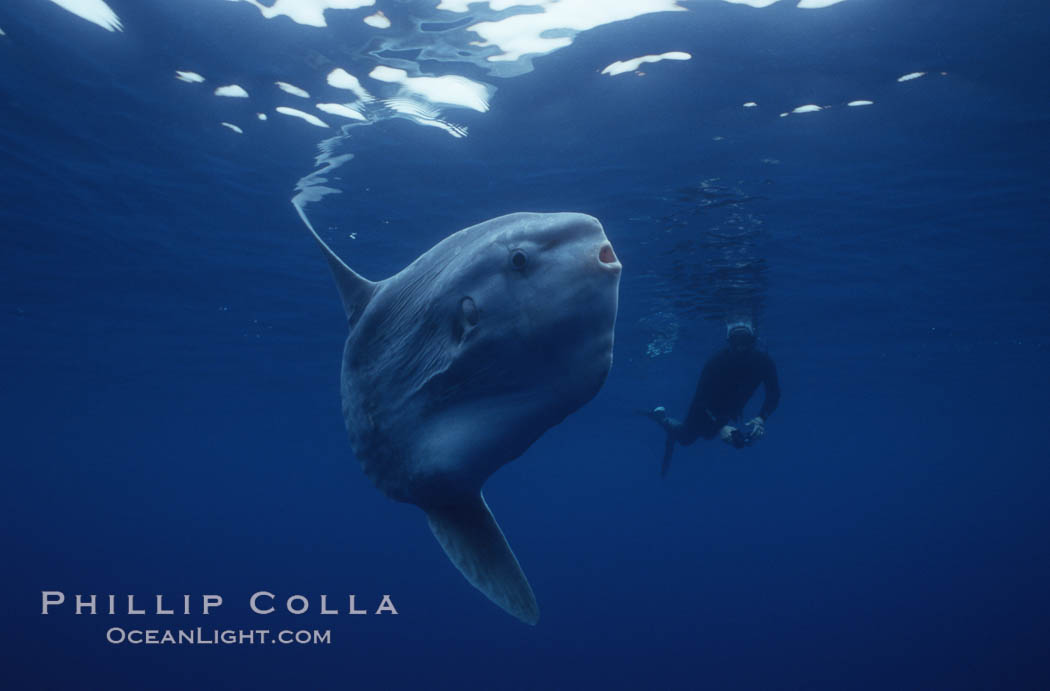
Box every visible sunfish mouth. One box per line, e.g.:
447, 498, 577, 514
598, 242, 621, 272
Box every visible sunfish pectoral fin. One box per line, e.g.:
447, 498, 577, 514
425, 493, 539, 625
293, 200, 376, 327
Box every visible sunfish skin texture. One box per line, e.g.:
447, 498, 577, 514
303, 211, 621, 624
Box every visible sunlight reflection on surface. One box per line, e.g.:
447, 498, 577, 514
276, 82, 311, 98
226, 0, 375, 28
214, 85, 249, 98
601, 52, 691, 77
46, 0, 122, 32
276, 106, 330, 128
175, 71, 206, 84
30, 0, 925, 251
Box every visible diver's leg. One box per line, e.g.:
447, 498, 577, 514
643, 407, 681, 476
644, 407, 695, 441
643, 407, 705, 477
666, 418, 699, 445
659, 418, 701, 478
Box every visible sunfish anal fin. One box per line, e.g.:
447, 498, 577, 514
425, 493, 539, 625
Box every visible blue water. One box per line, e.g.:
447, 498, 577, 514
2, 1, 1049, 689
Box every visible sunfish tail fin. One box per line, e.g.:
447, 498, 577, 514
425, 493, 539, 625
294, 202, 376, 327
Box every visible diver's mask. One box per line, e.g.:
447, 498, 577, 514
726, 321, 756, 352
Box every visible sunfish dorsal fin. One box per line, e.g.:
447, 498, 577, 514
425, 493, 540, 625
295, 203, 375, 327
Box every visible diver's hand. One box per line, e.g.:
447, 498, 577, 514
721, 425, 749, 449
745, 416, 765, 441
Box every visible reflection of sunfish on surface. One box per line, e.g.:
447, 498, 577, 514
301, 211, 622, 624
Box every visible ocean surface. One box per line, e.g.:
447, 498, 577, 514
2, 1, 1048, 689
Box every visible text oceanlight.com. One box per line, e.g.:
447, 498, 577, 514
106, 628, 331, 646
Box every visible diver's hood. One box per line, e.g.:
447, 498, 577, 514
726, 320, 756, 349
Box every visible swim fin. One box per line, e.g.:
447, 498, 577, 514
661, 435, 675, 478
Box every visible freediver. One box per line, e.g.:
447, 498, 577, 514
646, 319, 780, 477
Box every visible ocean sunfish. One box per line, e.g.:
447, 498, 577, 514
303, 211, 621, 624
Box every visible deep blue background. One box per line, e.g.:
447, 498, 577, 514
2, 0, 1048, 689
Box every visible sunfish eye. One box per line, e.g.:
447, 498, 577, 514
510, 249, 528, 270
460, 296, 479, 326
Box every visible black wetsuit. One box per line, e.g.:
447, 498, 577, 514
669, 347, 780, 445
